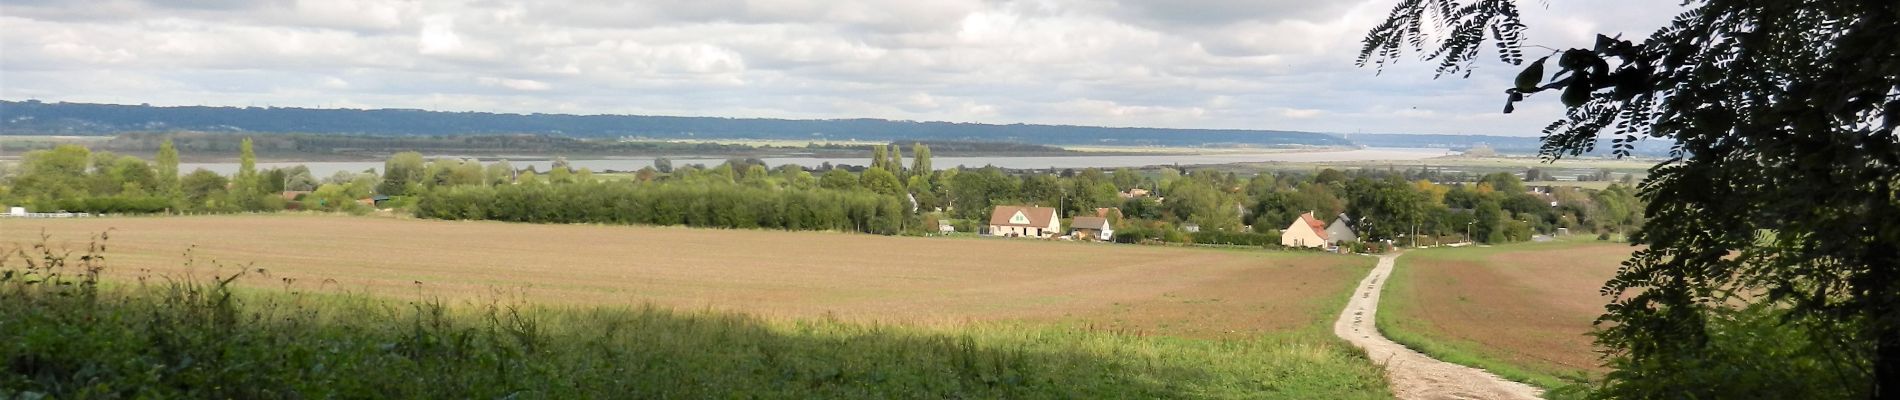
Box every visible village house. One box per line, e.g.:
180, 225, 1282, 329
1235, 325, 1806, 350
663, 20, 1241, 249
1280, 212, 1331, 248
988, 205, 1061, 238
1070, 216, 1114, 241
1326, 213, 1358, 245
1119, 188, 1150, 199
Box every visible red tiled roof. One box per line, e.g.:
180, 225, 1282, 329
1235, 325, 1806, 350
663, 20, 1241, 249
1298, 212, 1331, 241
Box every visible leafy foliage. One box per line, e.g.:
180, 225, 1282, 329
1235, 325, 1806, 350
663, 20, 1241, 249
415, 180, 911, 235
1361, 0, 1898, 396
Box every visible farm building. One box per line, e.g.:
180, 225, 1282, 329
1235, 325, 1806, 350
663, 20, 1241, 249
1071, 216, 1114, 241
988, 205, 1060, 238
1326, 214, 1357, 245
938, 220, 956, 234
1280, 212, 1331, 248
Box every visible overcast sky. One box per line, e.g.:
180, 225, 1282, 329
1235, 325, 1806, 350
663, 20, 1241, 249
0, 0, 1680, 136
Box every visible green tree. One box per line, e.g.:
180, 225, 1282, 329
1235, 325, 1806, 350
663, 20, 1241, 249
234, 138, 259, 195
949, 166, 1018, 220
486, 160, 515, 185
108, 157, 159, 196
870, 145, 889, 172
653, 157, 673, 173
283, 168, 320, 191
380, 152, 426, 196
1364, 2, 1896, 396
859, 167, 903, 196
910, 143, 932, 175
179, 169, 229, 207
12, 145, 92, 204
820, 169, 859, 191
887, 144, 904, 177
1164, 179, 1240, 231
1345, 177, 1431, 242
1112, 167, 1141, 191
1018, 174, 1063, 209
155, 139, 180, 195
1471, 197, 1506, 244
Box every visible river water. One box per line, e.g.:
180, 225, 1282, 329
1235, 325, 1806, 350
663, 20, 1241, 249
179, 147, 1457, 177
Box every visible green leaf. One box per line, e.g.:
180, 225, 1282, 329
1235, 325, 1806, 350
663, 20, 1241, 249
1562, 79, 1591, 108
1516, 57, 1548, 91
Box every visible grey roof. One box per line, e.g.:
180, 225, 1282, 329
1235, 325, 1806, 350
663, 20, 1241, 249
1072, 216, 1111, 230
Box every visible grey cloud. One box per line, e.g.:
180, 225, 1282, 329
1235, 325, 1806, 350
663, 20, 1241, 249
0, 0, 1685, 136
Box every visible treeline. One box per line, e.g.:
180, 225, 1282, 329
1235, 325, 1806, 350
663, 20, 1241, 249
408, 145, 928, 234
3, 135, 1646, 246
0, 140, 379, 214
933, 161, 1642, 245
416, 181, 909, 234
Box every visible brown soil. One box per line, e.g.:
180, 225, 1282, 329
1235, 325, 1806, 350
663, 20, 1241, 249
0, 215, 1368, 338
1336, 254, 1543, 400
1399, 243, 1634, 374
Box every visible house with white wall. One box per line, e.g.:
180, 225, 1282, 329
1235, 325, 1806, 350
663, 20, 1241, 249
1280, 212, 1331, 248
988, 205, 1061, 238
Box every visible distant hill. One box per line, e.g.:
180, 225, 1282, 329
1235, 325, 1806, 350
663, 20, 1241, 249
0, 100, 1351, 148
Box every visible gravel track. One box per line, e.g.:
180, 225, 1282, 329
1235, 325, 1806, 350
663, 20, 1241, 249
1333, 253, 1544, 400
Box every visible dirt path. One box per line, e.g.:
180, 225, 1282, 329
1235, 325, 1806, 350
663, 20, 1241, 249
1334, 253, 1544, 400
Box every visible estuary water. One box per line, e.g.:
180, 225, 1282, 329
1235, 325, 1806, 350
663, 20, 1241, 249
180, 147, 1457, 177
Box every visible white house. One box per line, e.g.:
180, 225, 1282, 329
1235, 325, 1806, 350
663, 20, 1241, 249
988, 206, 1061, 238
1280, 212, 1331, 248
1070, 216, 1114, 241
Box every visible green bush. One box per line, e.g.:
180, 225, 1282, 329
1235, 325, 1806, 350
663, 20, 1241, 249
53, 195, 173, 214
1592, 303, 1871, 399
1190, 230, 1280, 247
415, 180, 909, 235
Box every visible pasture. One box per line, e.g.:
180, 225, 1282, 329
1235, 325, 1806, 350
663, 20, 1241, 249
1379, 239, 1635, 388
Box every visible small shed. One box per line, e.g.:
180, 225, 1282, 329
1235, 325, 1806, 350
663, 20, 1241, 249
1071, 217, 1114, 241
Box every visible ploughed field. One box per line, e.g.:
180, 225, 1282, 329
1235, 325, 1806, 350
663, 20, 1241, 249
1381, 240, 1634, 387
2, 214, 1367, 338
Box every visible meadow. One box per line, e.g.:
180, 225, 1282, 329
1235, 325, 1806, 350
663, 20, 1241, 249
1, 215, 1390, 398
1377, 239, 1635, 389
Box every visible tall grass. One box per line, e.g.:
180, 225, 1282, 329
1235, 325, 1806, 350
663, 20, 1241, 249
1, 233, 1391, 399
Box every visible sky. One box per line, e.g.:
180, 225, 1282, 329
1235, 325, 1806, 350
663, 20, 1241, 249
0, 0, 1681, 136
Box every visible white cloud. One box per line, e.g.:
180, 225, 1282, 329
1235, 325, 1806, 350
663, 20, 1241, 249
476, 77, 551, 91
0, 0, 1683, 136
416, 15, 463, 55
